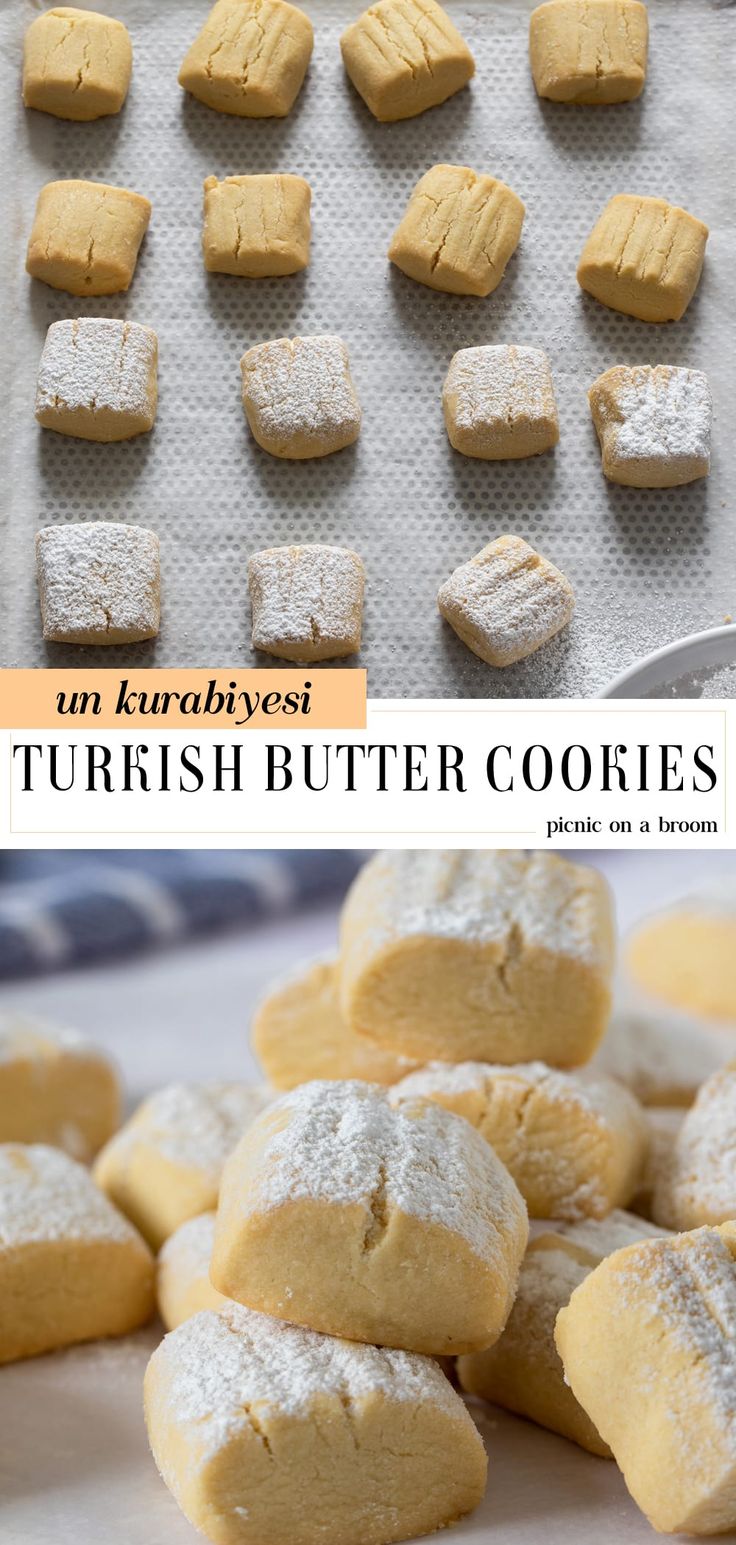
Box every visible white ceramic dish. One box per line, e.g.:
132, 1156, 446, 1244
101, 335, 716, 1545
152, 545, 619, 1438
602, 624, 736, 699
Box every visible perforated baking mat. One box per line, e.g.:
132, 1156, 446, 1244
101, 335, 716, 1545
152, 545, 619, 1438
0, 0, 734, 696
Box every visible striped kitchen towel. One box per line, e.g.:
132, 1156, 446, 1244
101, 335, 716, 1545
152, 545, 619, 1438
0, 851, 363, 979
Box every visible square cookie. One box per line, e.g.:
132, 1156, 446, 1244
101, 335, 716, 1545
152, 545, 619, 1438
241, 334, 362, 459
589, 365, 712, 487
340, 0, 475, 121
529, 0, 648, 104
36, 523, 160, 646
179, 0, 313, 117
443, 345, 559, 459
36, 318, 158, 443
23, 6, 132, 121
438, 534, 575, 667
577, 194, 708, 322
248, 544, 365, 662
389, 164, 524, 297
26, 179, 151, 296
202, 174, 311, 277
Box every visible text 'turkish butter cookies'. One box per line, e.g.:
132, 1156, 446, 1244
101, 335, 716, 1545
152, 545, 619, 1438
0, 1016, 121, 1160
211, 1079, 528, 1355
389, 164, 524, 297
202, 174, 311, 277
26, 180, 151, 296
23, 6, 133, 121
179, 0, 313, 117
529, 0, 648, 104
36, 523, 160, 646
145, 1303, 488, 1545
93, 1081, 272, 1249
36, 318, 158, 443
626, 884, 736, 1021
251, 957, 417, 1089
443, 345, 559, 460
0, 1144, 153, 1364
458, 1211, 668, 1456
589, 365, 712, 488
556, 1224, 736, 1535
391, 1061, 648, 1220
437, 535, 575, 667
241, 335, 362, 458
339, 850, 615, 1065
651, 1063, 736, 1231
577, 194, 709, 322
156, 1212, 228, 1330
340, 0, 475, 122
248, 545, 365, 661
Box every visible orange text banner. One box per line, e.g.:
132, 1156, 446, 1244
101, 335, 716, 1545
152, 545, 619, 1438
0, 670, 367, 730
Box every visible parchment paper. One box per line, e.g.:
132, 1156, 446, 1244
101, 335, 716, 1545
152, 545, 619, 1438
0, 0, 734, 696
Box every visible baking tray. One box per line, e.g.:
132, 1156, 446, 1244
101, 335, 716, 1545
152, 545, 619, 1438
0, 0, 734, 696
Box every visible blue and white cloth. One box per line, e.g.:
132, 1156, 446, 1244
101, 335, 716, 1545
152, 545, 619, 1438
0, 852, 363, 979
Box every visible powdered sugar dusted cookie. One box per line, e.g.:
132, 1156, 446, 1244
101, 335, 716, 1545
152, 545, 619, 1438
443, 345, 559, 459
241, 335, 362, 458
458, 1211, 666, 1456
145, 1302, 487, 1545
389, 163, 524, 297
339, 851, 614, 1065
212, 1079, 528, 1355
577, 195, 708, 323
556, 1223, 736, 1534
94, 1082, 272, 1249
631, 1106, 684, 1220
248, 544, 364, 661
340, 0, 475, 122
0, 1016, 121, 1160
157, 1211, 228, 1330
179, 0, 313, 117
391, 1061, 648, 1220
252, 957, 417, 1089
652, 1063, 736, 1231
438, 534, 575, 667
589, 364, 711, 487
591, 1000, 727, 1106
26, 179, 151, 296
36, 318, 158, 442
0, 1143, 153, 1363
23, 6, 132, 121
529, 0, 648, 104
36, 523, 160, 646
203, 173, 311, 276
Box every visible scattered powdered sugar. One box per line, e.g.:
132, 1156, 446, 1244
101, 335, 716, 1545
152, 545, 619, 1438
656, 1064, 736, 1225
103, 1082, 272, 1182
551, 1208, 669, 1263
438, 535, 574, 665
444, 344, 557, 432
0, 1144, 136, 1248
644, 662, 736, 699
241, 335, 362, 455
35, 318, 157, 423
591, 1000, 728, 1105
149, 1299, 462, 1464
234, 1079, 526, 1263
248, 544, 364, 656
36, 522, 160, 644
392, 1059, 639, 1128
603, 366, 712, 468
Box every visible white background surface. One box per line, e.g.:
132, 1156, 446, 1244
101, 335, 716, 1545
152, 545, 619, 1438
1, 849, 736, 1542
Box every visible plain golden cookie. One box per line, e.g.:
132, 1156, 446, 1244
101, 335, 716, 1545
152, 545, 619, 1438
251, 957, 417, 1089
577, 194, 709, 322
241, 336, 362, 459
589, 364, 712, 488
391, 1061, 648, 1220
36, 523, 160, 646
0, 1016, 120, 1160
35, 318, 158, 443
94, 1081, 272, 1249
26, 179, 151, 296
202, 174, 311, 276
248, 545, 365, 660
389, 163, 524, 296
212, 1079, 528, 1355
339, 851, 614, 1064
23, 6, 132, 121
145, 1302, 488, 1545
340, 0, 474, 121
443, 345, 559, 460
179, 0, 313, 117
556, 1224, 736, 1535
0, 1143, 153, 1364
156, 1211, 228, 1330
529, 0, 648, 104
626, 888, 736, 1021
438, 535, 575, 667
